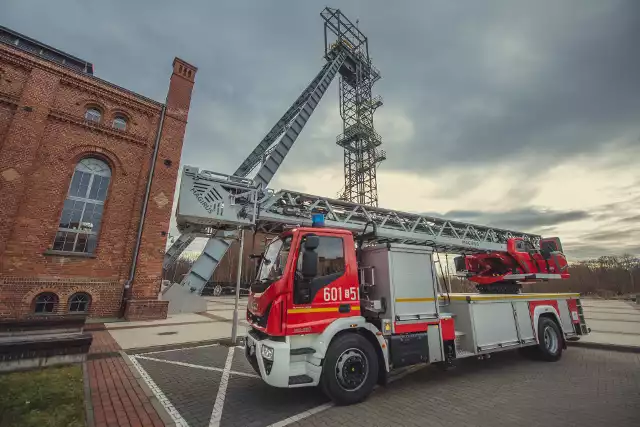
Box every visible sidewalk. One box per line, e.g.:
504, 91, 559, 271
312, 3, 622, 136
105, 297, 248, 350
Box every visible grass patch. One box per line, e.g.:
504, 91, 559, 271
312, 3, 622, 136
0, 364, 86, 427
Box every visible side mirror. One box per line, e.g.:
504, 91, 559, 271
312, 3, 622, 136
304, 235, 320, 251
301, 250, 318, 279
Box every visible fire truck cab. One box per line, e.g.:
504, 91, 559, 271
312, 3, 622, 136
244, 218, 590, 405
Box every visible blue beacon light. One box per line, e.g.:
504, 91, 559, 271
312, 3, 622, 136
311, 213, 325, 227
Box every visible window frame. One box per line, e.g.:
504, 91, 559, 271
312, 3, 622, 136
68, 292, 91, 313
112, 115, 127, 131
52, 157, 112, 254
84, 107, 102, 123
33, 292, 59, 315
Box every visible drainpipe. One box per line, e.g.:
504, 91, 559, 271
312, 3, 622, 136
119, 103, 167, 318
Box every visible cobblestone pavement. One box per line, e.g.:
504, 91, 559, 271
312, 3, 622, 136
128, 344, 640, 427
294, 347, 640, 427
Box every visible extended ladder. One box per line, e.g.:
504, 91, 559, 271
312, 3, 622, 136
176, 168, 541, 255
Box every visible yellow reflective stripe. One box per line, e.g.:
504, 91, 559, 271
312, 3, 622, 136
438, 293, 580, 302
287, 305, 361, 314
395, 297, 435, 303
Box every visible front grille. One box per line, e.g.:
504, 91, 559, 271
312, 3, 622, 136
247, 303, 271, 328
248, 328, 268, 342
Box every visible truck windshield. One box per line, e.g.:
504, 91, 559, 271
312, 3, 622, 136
256, 236, 292, 282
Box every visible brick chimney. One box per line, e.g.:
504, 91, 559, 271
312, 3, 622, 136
124, 57, 197, 320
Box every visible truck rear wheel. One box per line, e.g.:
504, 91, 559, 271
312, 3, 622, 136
321, 333, 378, 406
534, 317, 563, 361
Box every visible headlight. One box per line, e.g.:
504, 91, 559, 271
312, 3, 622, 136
261, 345, 274, 361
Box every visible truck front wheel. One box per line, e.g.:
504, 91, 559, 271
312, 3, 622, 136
321, 333, 378, 405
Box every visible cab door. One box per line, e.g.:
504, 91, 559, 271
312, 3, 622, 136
286, 232, 360, 335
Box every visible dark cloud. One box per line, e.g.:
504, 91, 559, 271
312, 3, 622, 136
580, 229, 640, 242
4, 0, 639, 177
442, 207, 590, 231
620, 215, 640, 224
564, 243, 640, 260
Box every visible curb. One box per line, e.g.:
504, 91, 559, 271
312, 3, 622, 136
82, 362, 95, 427
568, 340, 640, 354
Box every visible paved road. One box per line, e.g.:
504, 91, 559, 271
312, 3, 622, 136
128, 344, 640, 427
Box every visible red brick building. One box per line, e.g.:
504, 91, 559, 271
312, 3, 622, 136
0, 25, 196, 320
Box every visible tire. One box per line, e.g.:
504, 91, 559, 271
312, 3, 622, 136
321, 333, 378, 406
534, 317, 563, 361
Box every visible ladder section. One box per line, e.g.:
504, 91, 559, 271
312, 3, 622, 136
234, 60, 336, 178
179, 236, 233, 294
253, 50, 347, 188
163, 233, 196, 270
576, 299, 590, 335
256, 190, 541, 253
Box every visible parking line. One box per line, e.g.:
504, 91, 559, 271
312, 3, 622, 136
209, 347, 235, 427
135, 354, 260, 379
128, 355, 190, 427
266, 402, 334, 427
135, 343, 221, 356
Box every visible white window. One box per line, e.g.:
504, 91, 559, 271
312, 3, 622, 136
53, 158, 111, 254
85, 108, 102, 123
113, 116, 127, 131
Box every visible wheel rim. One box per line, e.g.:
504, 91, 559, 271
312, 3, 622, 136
213, 285, 222, 296
543, 325, 559, 354
335, 348, 369, 391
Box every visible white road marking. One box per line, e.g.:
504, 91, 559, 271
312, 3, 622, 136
209, 347, 235, 427
135, 354, 260, 379
128, 355, 190, 427
266, 402, 334, 427
134, 343, 220, 356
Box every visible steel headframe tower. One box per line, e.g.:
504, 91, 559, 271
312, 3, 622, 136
322, 8, 386, 207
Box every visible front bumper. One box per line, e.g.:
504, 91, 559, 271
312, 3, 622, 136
245, 330, 292, 388
245, 329, 322, 388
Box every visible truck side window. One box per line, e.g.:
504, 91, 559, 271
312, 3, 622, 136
516, 240, 526, 252
297, 236, 345, 276
295, 235, 345, 303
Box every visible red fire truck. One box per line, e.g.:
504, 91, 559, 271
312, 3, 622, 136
244, 214, 589, 405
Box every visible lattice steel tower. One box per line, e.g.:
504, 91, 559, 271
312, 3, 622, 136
322, 8, 386, 207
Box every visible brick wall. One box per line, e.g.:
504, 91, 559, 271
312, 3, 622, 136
0, 277, 124, 318
0, 41, 196, 320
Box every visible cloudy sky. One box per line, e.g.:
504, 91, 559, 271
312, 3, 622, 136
4, 0, 640, 260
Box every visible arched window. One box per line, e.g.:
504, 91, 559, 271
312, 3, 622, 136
68, 293, 91, 313
34, 292, 58, 314
112, 116, 127, 131
84, 107, 102, 123
53, 157, 111, 254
